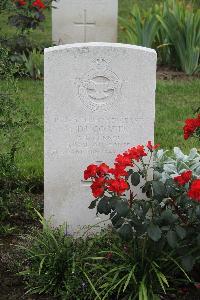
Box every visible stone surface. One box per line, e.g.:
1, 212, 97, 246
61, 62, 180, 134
52, 0, 118, 44
44, 42, 157, 233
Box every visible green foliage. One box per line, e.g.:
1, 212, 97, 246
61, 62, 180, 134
119, 0, 200, 74
87, 144, 200, 278
85, 235, 189, 300
8, 0, 54, 34
154, 147, 200, 182
19, 216, 82, 297
22, 49, 44, 79
19, 215, 115, 299
158, 0, 200, 75
119, 5, 160, 48
0, 47, 20, 78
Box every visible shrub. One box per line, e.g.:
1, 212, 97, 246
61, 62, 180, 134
85, 235, 190, 300
119, 0, 200, 74
154, 147, 200, 182
84, 141, 200, 298
158, 0, 200, 75
8, 0, 54, 33
119, 5, 160, 48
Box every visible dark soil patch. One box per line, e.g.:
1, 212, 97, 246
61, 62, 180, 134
157, 66, 200, 80
0, 235, 54, 300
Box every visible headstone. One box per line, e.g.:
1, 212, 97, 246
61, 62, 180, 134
52, 0, 118, 44
44, 42, 157, 232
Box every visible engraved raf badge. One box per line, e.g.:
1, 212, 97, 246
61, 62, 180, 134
78, 58, 121, 111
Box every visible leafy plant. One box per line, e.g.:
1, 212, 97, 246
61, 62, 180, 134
85, 236, 190, 300
119, 5, 160, 48
8, 0, 54, 33
154, 147, 200, 182
157, 0, 200, 74
84, 141, 200, 298
22, 49, 43, 79
19, 214, 112, 299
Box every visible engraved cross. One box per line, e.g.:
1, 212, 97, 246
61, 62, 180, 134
74, 9, 96, 42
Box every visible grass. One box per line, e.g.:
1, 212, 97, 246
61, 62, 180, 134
155, 79, 200, 152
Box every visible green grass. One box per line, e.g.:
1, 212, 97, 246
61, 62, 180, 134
15, 80, 44, 179
155, 79, 200, 152
0, 79, 44, 179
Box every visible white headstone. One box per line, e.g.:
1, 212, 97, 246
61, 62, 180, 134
44, 43, 157, 233
52, 0, 118, 44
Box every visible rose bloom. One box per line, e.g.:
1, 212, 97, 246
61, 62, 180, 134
16, 0, 26, 6
91, 177, 106, 198
187, 179, 200, 202
115, 153, 133, 167
174, 170, 192, 186
32, 0, 46, 9
127, 145, 147, 161
109, 164, 128, 179
107, 178, 129, 195
97, 163, 109, 176
84, 164, 98, 180
183, 114, 200, 140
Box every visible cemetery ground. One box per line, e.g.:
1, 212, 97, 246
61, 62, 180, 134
0, 1, 200, 300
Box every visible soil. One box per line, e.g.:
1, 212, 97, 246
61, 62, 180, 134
157, 66, 200, 80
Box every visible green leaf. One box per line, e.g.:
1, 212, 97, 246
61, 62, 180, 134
131, 172, 140, 186
165, 179, 179, 198
175, 225, 186, 240
181, 255, 195, 272
166, 230, 178, 248
118, 223, 133, 242
196, 206, 200, 219
97, 197, 111, 215
197, 234, 200, 247
152, 181, 166, 200
109, 196, 120, 210
88, 200, 97, 209
115, 200, 130, 217
160, 209, 177, 225
147, 223, 162, 242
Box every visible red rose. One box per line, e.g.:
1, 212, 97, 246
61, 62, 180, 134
188, 179, 200, 202
127, 145, 147, 161
16, 0, 26, 6
146, 141, 160, 151
98, 163, 109, 176
91, 177, 105, 198
115, 153, 133, 167
183, 115, 200, 140
32, 0, 45, 9
107, 178, 129, 195
174, 170, 192, 186
84, 164, 98, 180
109, 164, 128, 179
